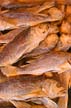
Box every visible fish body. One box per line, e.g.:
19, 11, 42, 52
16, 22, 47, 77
0, 24, 48, 66
1, 51, 71, 77
0, 75, 65, 101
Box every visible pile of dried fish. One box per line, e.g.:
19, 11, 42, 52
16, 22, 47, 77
0, 0, 71, 108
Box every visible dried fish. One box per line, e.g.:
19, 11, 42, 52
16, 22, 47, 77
21, 24, 59, 58
0, 24, 49, 66
1, 51, 71, 77
0, 13, 50, 31
0, 7, 63, 31
23, 34, 59, 58
0, 75, 65, 108
0, 0, 70, 108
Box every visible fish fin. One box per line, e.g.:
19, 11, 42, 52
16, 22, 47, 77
59, 61, 71, 73
10, 100, 31, 108
58, 93, 68, 108
35, 1, 55, 13
19, 90, 46, 100
39, 97, 58, 108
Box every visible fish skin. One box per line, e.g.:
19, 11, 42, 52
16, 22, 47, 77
0, 24, 49, 66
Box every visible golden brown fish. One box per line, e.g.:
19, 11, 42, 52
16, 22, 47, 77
0, 13, 49, 31
0, 75, 65, 108
22, 24, 59, 58
23, 34, 59, 58
0, 24, 49, 66
1, 51, 71, 77
0, 6, 63, 31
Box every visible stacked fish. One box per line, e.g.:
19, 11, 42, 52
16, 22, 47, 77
0, 0, 71, 108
